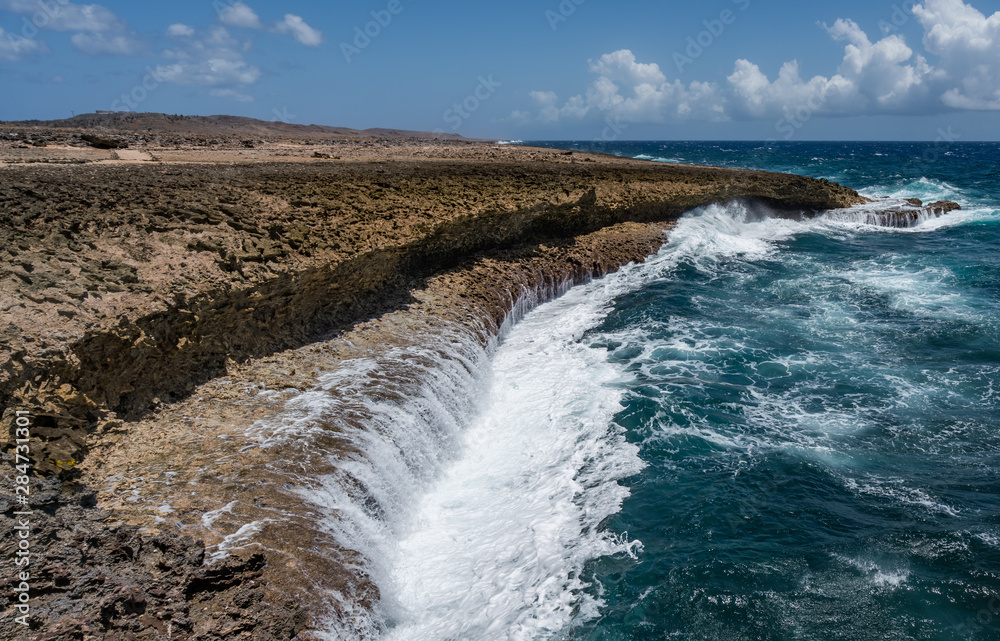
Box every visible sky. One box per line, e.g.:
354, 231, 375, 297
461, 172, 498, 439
1, 0, 999, 140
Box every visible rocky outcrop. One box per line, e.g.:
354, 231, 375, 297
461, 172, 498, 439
824, 197, 962, 228
883, 199, 962, 226
0, 479, 306, 640
80, 134, 129, 150
3, 138, 954, 638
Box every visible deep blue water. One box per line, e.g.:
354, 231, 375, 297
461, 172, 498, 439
523, 142, 1000, 640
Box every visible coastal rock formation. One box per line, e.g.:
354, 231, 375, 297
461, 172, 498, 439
824, 197, 963, 228
0, 132, 957, 637
0, 144, 868, 478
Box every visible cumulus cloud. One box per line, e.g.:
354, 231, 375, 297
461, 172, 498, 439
126, 5, 321, 103
724, 23, 935, 122
727, 17, 936, 120
155, 26, 260, 93
516, 0, 1000, 128
525, 50, 726, 126
218, 2, 263, 29
275, 14, 322, 47
0, 0, 144, 54
704, 15, 941, 122
529, 90, 563, 123
166, 24, 195, 38
589, 49, 667, 87
914, 0, 1000, 109
1, 0, 118, 32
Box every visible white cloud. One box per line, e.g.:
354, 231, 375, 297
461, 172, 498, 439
166, 24, 195, 38
155, 57, 260, 86
218, 2, 263, 29
156, 27, 260, 89
560, 94, 590, 119
71, 31, 143, 55
0, 0, 117, 32
826, 19, 934, 111
726, 19, 935, 119
0, 0, 144, 55
0, 26, 46, 61
529, 90, 561, 123
519, 0, 1000, 129
914, 0, 1000, 109
275, 14, 322, 47
727, 59, 857, 119
518, 49, 726, 126
588, 49, 667, 87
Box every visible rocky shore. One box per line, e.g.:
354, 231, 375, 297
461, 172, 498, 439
0, 117, 956, 638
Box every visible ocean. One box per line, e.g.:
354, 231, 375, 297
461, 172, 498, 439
315, 142, 1000, 640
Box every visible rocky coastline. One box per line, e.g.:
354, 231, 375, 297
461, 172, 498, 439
0, 120, 958, 638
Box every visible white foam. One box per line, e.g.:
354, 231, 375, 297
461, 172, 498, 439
247, 263, 661, 638
840, 476, 960, 517
379, 270, 647, 640
860, 177, 959, 203
207, 519, 272, 563
660, 202, 803, 269
634, 153, 683, 163
975, 532, 1000, 548
833, 258, 975, 320
832, 554, 910, 589
202, 500, 239, 529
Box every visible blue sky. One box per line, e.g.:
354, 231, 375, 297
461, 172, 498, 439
1, 0, 999, 140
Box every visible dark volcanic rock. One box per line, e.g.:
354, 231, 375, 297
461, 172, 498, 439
0, 478, 307, 640
80, 134, 128, 150
859, 198, 962, 228
926, 200, 962, 215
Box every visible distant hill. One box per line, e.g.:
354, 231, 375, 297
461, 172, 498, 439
3, 112, 470, 140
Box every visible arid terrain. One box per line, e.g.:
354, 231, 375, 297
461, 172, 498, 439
1, 114, 954, 639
